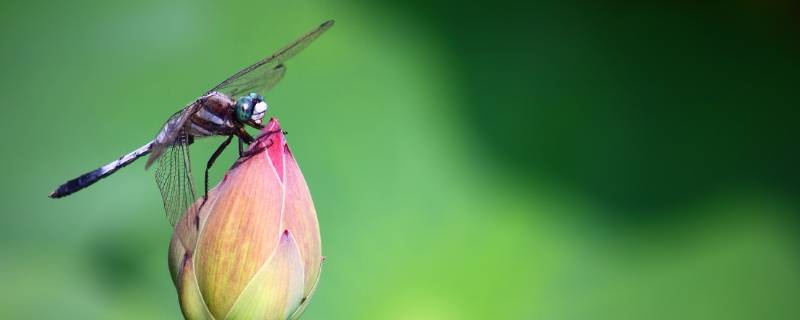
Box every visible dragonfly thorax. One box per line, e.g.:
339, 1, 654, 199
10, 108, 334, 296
235, 92, 268, 125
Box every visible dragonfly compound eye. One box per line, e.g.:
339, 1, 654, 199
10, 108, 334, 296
235, 96, 255, 122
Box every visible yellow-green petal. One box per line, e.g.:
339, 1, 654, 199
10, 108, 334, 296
177, 254, 214, 320
288, 259, 323, 320
225, 230, 305, 320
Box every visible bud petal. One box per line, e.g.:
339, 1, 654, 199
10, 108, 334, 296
282, 137, 322, 296
176, 254, 214, 320
225, 230, 305, 319
169, 195, 216, 285
289, 262, 322, 320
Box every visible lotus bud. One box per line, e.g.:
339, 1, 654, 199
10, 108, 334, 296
168, 118, 322, 320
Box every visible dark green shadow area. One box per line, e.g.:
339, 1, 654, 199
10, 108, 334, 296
382, 0, 800, 221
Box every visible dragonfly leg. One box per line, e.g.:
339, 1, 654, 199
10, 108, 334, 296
254, 128, 284, 141
202, 135, 233, 206
228, 137, 273, 171
240, 141, 271, 159
241, 128, 282, 158
234, 128, 265, 157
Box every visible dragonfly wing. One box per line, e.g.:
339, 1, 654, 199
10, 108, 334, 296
146, 102, 201, 169
207, 20, 334, 97
214, 64, 286, 99
154, 129, 197, 227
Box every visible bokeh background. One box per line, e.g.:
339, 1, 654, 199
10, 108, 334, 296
2, 0, 799, 319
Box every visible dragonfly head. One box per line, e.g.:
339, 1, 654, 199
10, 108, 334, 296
235, 92, 268, 127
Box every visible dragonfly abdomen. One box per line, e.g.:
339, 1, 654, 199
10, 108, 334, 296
49, 141, 154, 198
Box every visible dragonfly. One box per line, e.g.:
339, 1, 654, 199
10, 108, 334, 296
50, 20, 334, 227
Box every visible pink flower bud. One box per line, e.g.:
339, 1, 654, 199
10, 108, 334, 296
168, 118, 322, 320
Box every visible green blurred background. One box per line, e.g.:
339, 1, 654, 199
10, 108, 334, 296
2, 0, 799, 319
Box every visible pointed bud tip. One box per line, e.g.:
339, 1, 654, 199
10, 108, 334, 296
265, 117, 282, 131
279, 230, 297, 246
250, 118, 288, 182
254, 118, 286, 148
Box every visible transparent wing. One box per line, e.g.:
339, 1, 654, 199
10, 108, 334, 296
207, 20, 334, 97
146, 102, 201, 169
154, 129, 197, 227
214, 64, 286, 100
